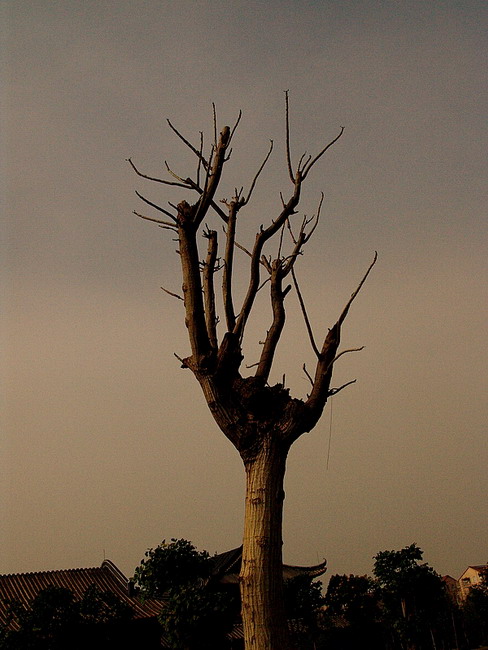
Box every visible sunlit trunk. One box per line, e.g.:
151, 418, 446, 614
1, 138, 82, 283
239, 435, 291, 650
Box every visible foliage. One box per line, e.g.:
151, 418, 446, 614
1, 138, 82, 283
373, 544, 450, 649
133, 538, 211, 598
133, 538, 236, 649
374, 543, 424, 592
318, 546, 488, 650
282, 576, 326, 648
0, 585, 133, 650
159, 583, 235, 650
284, 575, 325, 622
320, 574, 383, 649
2, 541, 485, 650
462, 568, 488, 648
324, 574, 380, 626
77, 584, 133, 625
1, 586, 77, 649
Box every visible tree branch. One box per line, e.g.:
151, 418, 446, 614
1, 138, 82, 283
161, 286, 184, 300
329, 379, 356, 396
194, 127, 231, 226
233, 182, 302, 342
127, 158, 189, 189
135, 191, 178, 221
167, 119, 209, 170
303, 363, 314, 386
177, 201, 211, 363
196, 131, 204, 187
255, 261, 287, 382
243, 140, 274, 205
337, 251, 378, 328
301, 126, 345, 180
329, 346, 364, 367
222, 202, 238, 332
304, 253, 377, 419
284, 90, 294, 183
302, 192, 324, 245
297, 151, 312, 174
291, 267, 320, 358
133, 210, 178, 230
212, 103, 218, 148
228, 110, 243, 147
164, 161, 191, 185
203, 229, 218, 349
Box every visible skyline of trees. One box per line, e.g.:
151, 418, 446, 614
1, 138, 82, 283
2, 539, 486, 649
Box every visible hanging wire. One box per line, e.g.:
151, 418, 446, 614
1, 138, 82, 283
326, 396, 334, 470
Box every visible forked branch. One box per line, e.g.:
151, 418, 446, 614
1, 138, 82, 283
301, 127, 345, 180
329, 379, 357, 396
167, 119, 210, 170
133, 210, 178, 230
305, 252, 378, 418
285, 89, 344, 182
130, 99, 365, 402
127, 158, 188, 189
194, 126, 231, 226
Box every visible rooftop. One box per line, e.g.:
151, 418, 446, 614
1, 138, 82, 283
0, 559, 163, 630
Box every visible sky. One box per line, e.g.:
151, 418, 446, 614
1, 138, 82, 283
2, 0, 487, 584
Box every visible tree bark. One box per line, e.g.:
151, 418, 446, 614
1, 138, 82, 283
240, 434, 292, 650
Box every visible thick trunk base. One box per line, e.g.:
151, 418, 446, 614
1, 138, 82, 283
239, 436, 291, 650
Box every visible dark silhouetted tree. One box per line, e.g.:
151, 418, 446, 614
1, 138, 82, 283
134, 538, 211, 598
462, 565, 488, 648
322, 574, 383, 649
129, 93, 376, 650
373, 543, 449, 650
133, 538, 236, 650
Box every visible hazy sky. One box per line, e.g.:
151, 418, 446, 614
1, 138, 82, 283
2, 0, 487, 584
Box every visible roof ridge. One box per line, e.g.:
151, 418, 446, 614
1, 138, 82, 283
283, 558, 327, 571
0, 563, 109, 579
101, 559, 129, 585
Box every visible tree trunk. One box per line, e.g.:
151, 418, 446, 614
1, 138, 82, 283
240, 434, 292, 650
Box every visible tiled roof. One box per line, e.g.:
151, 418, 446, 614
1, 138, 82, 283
1, 550, 327, 632
282, 559, 328, 580
442, 575, 458, 583
210, 546, 243, 580
458, 564, 488, 580
0, 560, 163, 629
211, 546, 327, 584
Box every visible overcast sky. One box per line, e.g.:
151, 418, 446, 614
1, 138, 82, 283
2, 0, 487, 583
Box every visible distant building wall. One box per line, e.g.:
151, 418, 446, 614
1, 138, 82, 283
442, 575, 461, 604
458, 565, 487, 600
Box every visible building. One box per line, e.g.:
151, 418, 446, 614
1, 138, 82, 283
210, 545, 327, 585
0, 559, 164, 648
209, 546, 327, 648
0, 548, 326, 648
441, 574, 461, 604
458, 564, 487, 600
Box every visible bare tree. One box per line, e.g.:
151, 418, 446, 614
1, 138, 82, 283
128, 93, 376, 650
